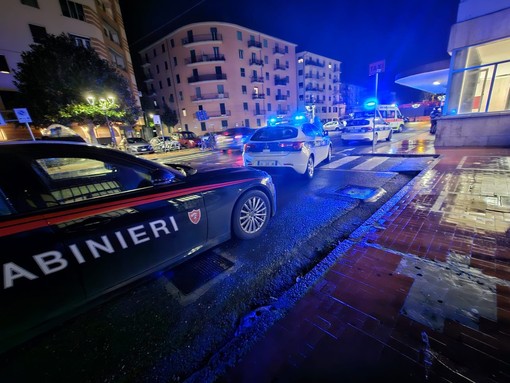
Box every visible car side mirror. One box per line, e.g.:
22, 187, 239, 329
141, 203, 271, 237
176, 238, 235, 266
150, 168, 175, 185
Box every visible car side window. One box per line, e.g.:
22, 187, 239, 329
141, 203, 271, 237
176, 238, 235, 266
34, 156, 153, 206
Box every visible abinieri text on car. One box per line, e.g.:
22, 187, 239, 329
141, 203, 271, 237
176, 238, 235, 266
0, 141, 276, 352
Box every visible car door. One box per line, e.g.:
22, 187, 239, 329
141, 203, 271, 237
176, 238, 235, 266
0, 153, 86, 350
306, 123, 329, 163
32, 146, 207, 300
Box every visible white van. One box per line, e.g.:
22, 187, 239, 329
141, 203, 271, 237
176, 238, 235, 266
377, 105, 405, 133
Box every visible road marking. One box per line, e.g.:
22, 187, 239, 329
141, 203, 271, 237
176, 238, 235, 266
326, 156, 360, 168
352, 156, 390, 170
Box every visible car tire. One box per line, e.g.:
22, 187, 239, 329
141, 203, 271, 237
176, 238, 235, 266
232, 190, 270, 240
386, 130, 393, 141
304, 156, 315, 179
399, 124, 404, 133
335, 127, 340, 132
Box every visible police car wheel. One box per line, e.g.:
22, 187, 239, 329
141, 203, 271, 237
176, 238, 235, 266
304, 156, 315, 179
232, 190, 270, 240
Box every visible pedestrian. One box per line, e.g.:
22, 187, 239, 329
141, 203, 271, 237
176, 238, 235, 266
119, 135, 128, 151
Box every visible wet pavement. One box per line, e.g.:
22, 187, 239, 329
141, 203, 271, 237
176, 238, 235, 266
203, 133, 510, 382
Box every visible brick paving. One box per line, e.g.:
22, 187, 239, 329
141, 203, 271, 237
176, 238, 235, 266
220, 143, 510, 383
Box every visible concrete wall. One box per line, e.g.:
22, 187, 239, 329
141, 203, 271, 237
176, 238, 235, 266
435, 112, 510, 147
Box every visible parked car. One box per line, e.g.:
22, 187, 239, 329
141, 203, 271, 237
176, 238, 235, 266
125, 137, 154, 154
215, 127, 256, 152
323, 120, 343, 132
0, 141, 276, 352
243, 120, 332, 178
149, 136, 181, 152
170, 131, 202, 149
341, 114, 393, 143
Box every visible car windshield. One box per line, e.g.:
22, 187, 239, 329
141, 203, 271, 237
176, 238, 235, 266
250, 126, 298, 141
221, 128, 254, 136
181, 132, 197, 139
127, 138, 146, 144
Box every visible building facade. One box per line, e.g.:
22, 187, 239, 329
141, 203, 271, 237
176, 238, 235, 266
0, 0, 139, 140
296, 51, 343, 123
437, 0, 510, 146
139, 21, 300, 135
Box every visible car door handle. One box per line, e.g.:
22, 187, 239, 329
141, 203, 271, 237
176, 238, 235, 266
63, 216, 113, 232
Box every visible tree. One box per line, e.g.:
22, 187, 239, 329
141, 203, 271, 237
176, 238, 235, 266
13, 34, 140, 126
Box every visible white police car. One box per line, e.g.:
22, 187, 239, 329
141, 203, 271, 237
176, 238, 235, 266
341, 111, 393, 143
243, 118, 332, 178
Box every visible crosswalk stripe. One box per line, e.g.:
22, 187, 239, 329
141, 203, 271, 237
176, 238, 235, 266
326, 156, 360, 168
352, 156, 390, 170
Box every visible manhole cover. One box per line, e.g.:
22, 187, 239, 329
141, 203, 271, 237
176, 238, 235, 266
166, 252, 234, 294
336, 185, 386, 202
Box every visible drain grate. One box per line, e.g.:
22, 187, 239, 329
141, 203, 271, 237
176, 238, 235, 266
336, 185, 386, 202
166, 252, 234, 295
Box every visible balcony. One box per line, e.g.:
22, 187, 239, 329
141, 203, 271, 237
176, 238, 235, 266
273, 46, 286, 55
182, 33, 223, 46
250, 76, 264, 83
207, 110, 231, 118
305, 85, 323, 92
274, 63, 287, 71
187, 73, 227, 83
143, 75, 154, 83
252, 93, 265, 100
185, 54, 225, 65
247, 40, 262, 49
305, 74, 324, 80
274, 77, 289, 86
275, 94, 288, 101
253, 109, 266, 116
304, 59, 325, 68
249, 58, 264, 66
191, 92, 229, 102
333, 77, 340, 83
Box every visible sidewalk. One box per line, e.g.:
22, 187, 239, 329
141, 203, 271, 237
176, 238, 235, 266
217, 137, 510, 382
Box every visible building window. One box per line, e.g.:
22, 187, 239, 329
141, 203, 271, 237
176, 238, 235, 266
161, 96, 165, 104
221, 120, 228, 128
153, 48, 156, 57
238, 49, 244, 59
176, 74, 180, 84
145, 53, 149, 63
264, 56, 268, 64
266, 88, 271, 96
103, 24, 120, 45
167, 77, 171, 86
59, 0, 84, 21
179, 91, 183, 101
242, 85, 247, 94
240, 68, 245, 77
21, 0, 39, 7
159, 80, 162, 90
29, 24, 47, 43
0, 55, 10, 74
169, 94, 174, 103
265, 72, 269, 80
161, 43, 165, 53
244, 119, 250, 127
69, 34, 90, 49
263, 39, 268, 48
448, 37, 510, 114
256, 119, 261, 127
173, 57, 177, 66
110, 49, 125, 69
237, 31, 242, 41
165, 61, 168, 70
243, 102, 248, 111
267, 103, 272, 111
170, 39, 175, 48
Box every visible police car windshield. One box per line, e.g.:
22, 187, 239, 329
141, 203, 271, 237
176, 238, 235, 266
251, 126, 298, 141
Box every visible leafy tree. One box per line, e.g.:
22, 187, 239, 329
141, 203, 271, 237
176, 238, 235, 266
161, 104, 178, 128
14, 33, 140, 125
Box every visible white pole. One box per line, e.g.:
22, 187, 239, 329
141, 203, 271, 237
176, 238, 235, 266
372, 71, 379, 153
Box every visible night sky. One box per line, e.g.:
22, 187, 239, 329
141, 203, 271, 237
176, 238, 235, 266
119, 0, 459, 103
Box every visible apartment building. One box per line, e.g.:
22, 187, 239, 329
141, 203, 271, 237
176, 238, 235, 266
0, 0, 138, 115
296, 51, 343, 123
139, 21, 298, 135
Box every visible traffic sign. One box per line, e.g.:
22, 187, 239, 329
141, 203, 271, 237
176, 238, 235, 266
13, 108, 33, 123
152, 114, 161, 125
369, 60, 385, 76
0, 112, 5, 125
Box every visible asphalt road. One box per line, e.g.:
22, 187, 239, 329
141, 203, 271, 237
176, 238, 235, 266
0, 123, 436, 382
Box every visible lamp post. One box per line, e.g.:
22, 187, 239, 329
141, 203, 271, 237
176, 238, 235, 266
86, 95, 116, 147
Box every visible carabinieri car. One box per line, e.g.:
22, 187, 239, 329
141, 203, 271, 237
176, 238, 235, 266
0, 141, 276, 351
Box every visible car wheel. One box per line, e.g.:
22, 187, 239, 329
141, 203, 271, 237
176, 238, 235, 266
399, 124, 404, 133
335, 127, 340, 131
304, 156, 315, 179
386, 130, 393, 141
326, 145, 332, 163
232, 190, 270, 240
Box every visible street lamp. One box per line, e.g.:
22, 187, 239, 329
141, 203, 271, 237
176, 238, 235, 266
86, 95, 117, 147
